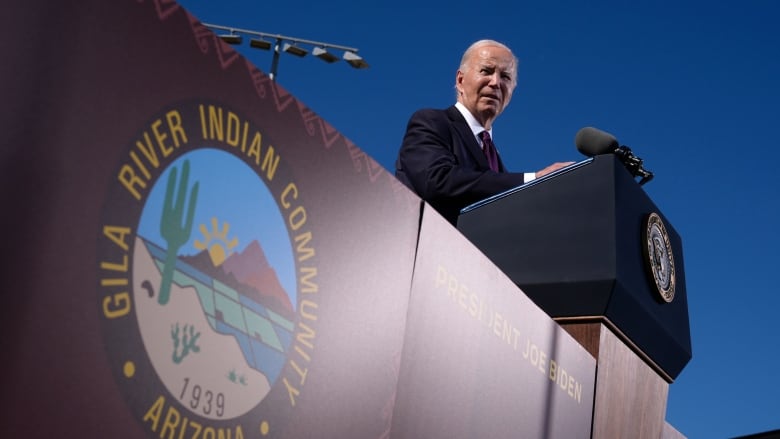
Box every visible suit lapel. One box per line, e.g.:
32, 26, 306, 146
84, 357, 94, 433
446, 106, 490, 169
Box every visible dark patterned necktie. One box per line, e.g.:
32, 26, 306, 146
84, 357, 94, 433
481, 130, 499, 172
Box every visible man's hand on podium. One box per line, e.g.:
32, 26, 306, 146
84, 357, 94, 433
537, 161, 576, 178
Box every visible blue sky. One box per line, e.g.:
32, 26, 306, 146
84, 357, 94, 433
177, 1, 780, 437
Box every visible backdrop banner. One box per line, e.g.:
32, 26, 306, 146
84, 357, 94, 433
1, 1, 595, 438
2, 1, 419, 438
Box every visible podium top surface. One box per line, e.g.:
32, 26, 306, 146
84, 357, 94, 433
461, 158, 593, 215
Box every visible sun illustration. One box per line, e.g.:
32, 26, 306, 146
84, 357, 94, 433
194, 217, 239, 266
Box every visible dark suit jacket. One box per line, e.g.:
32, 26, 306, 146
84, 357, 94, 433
395, 105, 526, 225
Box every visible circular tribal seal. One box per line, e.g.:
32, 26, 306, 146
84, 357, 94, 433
642, 212, 676, 303
97, 102, 321, 437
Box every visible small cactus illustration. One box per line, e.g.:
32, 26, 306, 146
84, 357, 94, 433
171, 323, 201, 364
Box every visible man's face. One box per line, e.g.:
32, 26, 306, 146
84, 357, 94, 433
456, 44, 516, 129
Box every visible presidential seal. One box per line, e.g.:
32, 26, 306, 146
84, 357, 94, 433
642, 212, 676, 303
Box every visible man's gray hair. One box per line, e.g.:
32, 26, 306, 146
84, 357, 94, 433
459, 40, 518, 73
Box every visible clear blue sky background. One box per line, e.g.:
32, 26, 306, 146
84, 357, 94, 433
178, 1, 779, 437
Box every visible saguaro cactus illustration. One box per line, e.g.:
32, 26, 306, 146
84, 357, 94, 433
158, 160, 199, 305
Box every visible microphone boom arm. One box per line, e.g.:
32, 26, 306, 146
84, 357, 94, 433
614, 145, 653, 185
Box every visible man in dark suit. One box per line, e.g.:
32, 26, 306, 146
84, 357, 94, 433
395, 39, 572, 225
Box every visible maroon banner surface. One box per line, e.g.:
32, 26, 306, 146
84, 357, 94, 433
2, 1, 419, 438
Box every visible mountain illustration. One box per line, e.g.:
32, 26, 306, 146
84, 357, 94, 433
222, 241, 294, 313
181, 240, 294, 318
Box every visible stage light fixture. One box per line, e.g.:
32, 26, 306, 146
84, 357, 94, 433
312, 47, 339, 63
249, 38, 272, 50
343, 51, 369, 69
218, 33, 242, 45
283, 43, 308, 57
203, 22, 368, 81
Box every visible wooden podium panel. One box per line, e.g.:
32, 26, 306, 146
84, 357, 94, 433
561, 321, 670, 439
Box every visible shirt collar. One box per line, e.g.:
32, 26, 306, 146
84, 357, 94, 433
455, 101, 492, 140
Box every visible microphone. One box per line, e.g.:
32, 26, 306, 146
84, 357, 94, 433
575, 126, 619, 156
573, 126, 654, 185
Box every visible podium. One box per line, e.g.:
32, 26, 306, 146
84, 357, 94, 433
457, 154, 691, 438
